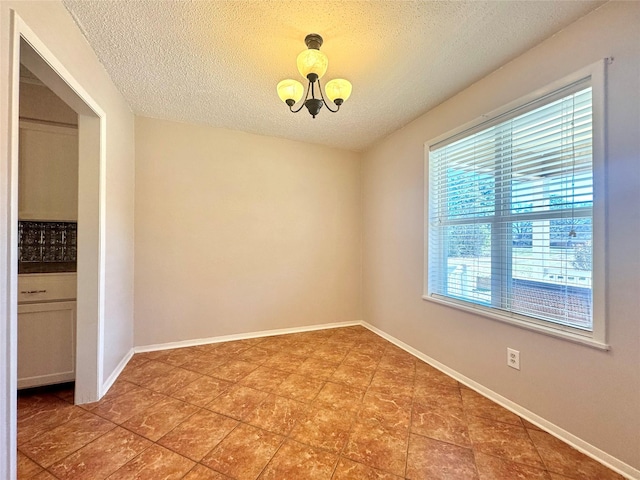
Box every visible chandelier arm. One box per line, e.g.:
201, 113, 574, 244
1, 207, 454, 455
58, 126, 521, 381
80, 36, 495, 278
317, 79, 340, 113
289, 81, 311, 113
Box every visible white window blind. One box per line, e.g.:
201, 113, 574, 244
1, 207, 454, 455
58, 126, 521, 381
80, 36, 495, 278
427, 79, 595, 334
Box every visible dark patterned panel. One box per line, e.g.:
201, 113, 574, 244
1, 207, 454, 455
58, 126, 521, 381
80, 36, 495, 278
18, 221, 77, 267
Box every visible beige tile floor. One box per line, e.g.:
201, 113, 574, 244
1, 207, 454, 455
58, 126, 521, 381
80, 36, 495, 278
17, 326, 624, 479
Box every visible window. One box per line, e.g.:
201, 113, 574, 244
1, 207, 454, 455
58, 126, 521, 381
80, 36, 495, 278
425, 63, 606, 348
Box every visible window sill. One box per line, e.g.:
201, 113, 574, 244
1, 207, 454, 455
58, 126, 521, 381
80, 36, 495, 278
422, 294, 610, 351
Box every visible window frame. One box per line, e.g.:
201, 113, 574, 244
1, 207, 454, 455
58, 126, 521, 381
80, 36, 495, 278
423, 60, 608, 350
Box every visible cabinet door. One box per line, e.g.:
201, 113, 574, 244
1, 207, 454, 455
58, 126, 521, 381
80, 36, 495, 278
19, 121, 78, 221
18, 301, 76, 389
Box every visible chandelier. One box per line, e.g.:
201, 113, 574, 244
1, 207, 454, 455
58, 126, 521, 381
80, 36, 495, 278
277, 34, 352, 118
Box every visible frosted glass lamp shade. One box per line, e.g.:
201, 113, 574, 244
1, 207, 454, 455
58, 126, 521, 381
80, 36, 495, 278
297, 49, 328, 80
277, 79, 304, 104
325, 79, 352, 104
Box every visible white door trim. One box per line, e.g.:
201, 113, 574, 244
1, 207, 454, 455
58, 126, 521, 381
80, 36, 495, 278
2, 9, 107, 479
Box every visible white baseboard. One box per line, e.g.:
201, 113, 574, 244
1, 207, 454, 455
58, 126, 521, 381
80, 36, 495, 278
134, 320, 362, 353
99, 348, 134, 399
361, 321, 640, 480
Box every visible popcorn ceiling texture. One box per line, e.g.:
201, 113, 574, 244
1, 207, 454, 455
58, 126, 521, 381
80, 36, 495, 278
61, 0, 604, 152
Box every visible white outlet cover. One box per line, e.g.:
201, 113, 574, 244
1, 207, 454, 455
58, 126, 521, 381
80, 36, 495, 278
507, 348, 520, 370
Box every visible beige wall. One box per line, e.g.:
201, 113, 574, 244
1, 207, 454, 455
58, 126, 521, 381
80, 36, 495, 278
19, 82, 77, 125
1, 2, 135, 471
362, 1, 639, 471
134, 117, 361, 346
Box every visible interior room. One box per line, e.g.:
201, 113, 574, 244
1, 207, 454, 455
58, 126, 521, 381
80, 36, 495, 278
1, 1, 638, 479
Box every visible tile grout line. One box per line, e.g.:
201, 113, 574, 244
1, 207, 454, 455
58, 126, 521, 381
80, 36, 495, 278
523, 420, 563, 479
329, 339, 379, 479
404, 359, 417, 480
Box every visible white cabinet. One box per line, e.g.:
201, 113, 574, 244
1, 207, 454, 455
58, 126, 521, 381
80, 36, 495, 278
18, 301, 76, 389
19, 120, 78, 221
17, 273, 77, 389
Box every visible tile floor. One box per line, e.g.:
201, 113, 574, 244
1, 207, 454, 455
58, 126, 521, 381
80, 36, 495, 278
17, 326, 624, 479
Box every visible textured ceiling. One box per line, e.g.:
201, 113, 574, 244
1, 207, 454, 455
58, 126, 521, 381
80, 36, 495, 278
61, 0, 605, 152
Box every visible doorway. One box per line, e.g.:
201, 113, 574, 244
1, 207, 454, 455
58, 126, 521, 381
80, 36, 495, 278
2, 13, 107, 479
17, 35, 105, 403
17, 64, 79, 391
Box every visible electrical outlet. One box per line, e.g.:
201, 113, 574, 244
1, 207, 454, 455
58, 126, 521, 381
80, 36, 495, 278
507, 348, 520, 370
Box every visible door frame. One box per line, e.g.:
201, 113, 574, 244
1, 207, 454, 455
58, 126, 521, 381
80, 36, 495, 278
1, 10, 107, 479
